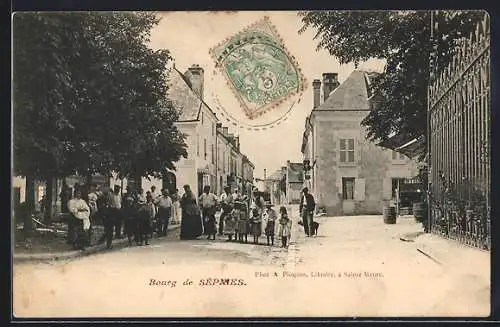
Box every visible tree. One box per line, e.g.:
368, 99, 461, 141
13, 12, 187, 224
299, 10, 486, 159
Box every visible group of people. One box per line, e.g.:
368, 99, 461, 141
60, 182, 309, 251
192, 185, 293, 248
61, 182, 181, 250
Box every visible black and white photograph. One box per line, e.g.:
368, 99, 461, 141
11, 10, 491, 317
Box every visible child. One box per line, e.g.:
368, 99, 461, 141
278, 206, 292, 248
224, 205, 237, 241
250, 208, 261, 244
237, 208, 249, 243
264, 202, 277, 246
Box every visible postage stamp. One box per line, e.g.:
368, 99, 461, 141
209, 16, 306, 120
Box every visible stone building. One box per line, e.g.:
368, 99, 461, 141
171, 64, 255, 197
301, 70, 419, 215
242, 155, 255, 196
168, 64, 219, 196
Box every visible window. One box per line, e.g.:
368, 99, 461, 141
342, 177, 355, 200
204, 139, 207, 160
197, 134, 199, 157
392, 150, 405, 161
201, 112, 204, 125
211, 144, 214, 164
340, 139, 355, 163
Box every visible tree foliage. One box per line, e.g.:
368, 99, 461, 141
13, 12, 187, 181
299, 10, 486, 158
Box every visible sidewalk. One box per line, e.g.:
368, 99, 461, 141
13, 223, 181, 263
392, 217, 490, 282
413, 232, 490, 281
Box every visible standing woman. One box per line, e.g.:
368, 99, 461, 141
67, 189, 91, 250
180, 185, 203, 240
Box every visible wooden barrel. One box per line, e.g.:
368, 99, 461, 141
413, 202, 426, 222
383, 205, 397, 224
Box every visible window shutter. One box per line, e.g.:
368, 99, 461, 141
354, 178, 365, 201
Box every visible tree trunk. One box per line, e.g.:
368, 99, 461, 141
44, 176, 54, 225
23, 174, 35, 239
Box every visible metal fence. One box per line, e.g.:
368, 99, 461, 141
428, 14, 490, 250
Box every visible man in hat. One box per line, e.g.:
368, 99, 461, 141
299, 187, 316, 237
199, 185, 219, 240
155, 188, 172, 237
110, 185, 123, 239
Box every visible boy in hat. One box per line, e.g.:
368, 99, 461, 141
263, 201, 277, 246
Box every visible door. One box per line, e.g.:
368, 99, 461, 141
342, 177, 356, 215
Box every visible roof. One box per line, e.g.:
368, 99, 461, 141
314, 70, 371, 112
168, 67, 203, 121
287, 162, 303, 183
378, 133, 426, 159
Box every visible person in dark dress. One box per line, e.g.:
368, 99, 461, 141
97, 187, 114, 249
179, 185, 203, 240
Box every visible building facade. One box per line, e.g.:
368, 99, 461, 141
170, 64, 255, 197
242, 155, 255, 196
301, 70, 419, 216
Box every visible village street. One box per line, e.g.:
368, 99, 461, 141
13, 206, 490, 318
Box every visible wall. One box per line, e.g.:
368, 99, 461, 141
288, 183, 302, 204
216, 132, 230, 195
174, 122, 199, 196
196, 104, 218, 193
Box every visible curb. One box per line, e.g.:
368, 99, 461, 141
13, 224, 181, 263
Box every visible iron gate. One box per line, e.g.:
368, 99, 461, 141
428, 14, 490, 250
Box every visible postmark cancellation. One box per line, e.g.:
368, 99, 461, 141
209, 16, 307, 120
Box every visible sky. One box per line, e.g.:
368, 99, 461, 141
148, 11, 385, 179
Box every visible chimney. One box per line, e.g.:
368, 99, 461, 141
223, 127, 228, 136
312, 79, 321, 108
186, 64, 204, 99
322, 73, 339, 101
